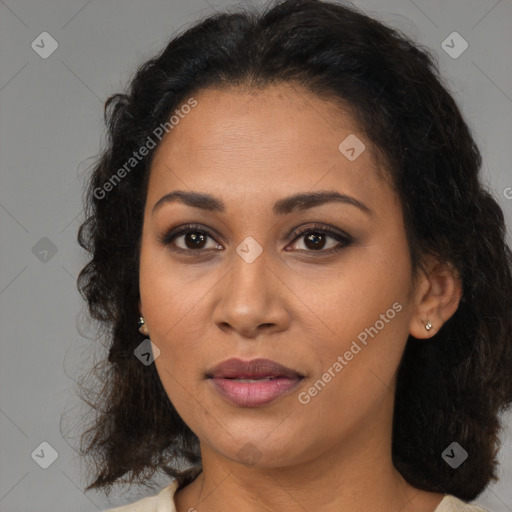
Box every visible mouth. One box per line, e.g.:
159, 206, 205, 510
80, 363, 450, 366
206, 358, 305, 408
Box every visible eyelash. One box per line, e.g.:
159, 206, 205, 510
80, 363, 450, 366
159, 223, 353, 256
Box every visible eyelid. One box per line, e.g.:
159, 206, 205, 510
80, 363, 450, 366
289, 223, 353, 242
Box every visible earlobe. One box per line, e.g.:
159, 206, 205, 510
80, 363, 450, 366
410, 314, 436, 339
138, 300, 150, 336
409, 259, 462, 340
138, 316, 150, 336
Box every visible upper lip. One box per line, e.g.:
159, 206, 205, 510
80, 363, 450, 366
206, 358, 304, 379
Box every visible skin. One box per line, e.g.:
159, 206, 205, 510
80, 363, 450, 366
138, 83, 462, 512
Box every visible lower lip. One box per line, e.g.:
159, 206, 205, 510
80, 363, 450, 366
209, 377, 303, 407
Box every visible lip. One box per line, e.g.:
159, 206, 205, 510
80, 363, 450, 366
206, 358, 304, 408
207, 358, 304, 379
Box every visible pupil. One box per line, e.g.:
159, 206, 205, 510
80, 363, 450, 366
186, 232, 206, 249
305, 233, 325, 250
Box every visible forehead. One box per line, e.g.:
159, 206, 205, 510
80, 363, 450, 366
146, 84, 392, 214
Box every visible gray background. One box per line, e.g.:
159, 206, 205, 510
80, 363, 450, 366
1, 0, 511, 511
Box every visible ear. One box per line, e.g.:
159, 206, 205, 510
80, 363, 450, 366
409, 256, 462, 339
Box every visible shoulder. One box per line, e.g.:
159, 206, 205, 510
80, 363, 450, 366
435, 495, 489, 512
103, 480, 179, 512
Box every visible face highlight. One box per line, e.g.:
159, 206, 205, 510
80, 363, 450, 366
138, 83, 421, 469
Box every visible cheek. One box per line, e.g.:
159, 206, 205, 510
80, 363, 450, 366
311, 241, 411, 337
304, 240, 413, 395
139, 236, 209, 335
140, 272, 207, 365
138, 243, 218, 400
293, 299, 410, 450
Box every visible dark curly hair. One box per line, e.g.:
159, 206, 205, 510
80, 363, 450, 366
75, 0, 512, 501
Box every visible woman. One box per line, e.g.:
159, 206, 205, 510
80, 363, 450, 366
75, 1, 512, 511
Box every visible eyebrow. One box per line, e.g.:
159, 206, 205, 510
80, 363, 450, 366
151, 190, 372, 216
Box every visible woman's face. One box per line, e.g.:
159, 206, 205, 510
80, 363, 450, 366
139, 83, 422, 468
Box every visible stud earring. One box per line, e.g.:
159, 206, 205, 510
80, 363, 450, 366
425, 319, 432, 331
138, 316, 149, 335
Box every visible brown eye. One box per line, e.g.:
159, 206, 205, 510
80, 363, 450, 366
160, 224, 222, 253
288, 224, 353, 254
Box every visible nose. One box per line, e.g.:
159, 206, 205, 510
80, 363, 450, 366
211, 246, 291, 339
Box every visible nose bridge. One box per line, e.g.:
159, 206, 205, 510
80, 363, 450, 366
227, 242, 273, 310
212, 239, 288, 335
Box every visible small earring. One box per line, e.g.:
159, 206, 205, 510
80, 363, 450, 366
425, 319, 432, 331
138, 316, 149, 335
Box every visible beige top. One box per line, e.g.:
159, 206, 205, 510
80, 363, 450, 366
103, 479, 490, 512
